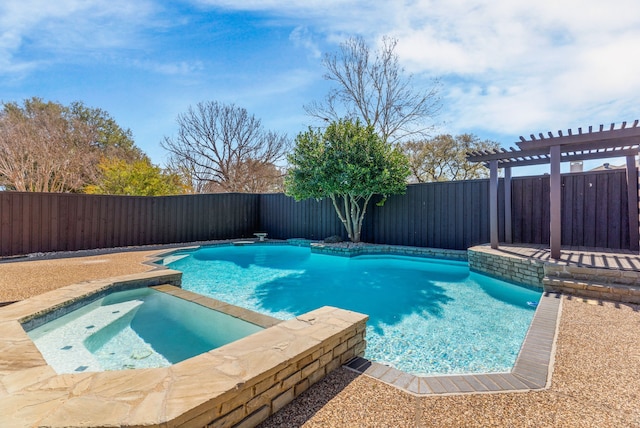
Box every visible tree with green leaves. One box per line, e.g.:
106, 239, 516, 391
403, 134, 501, 182
85, 158, 186, 196
69, 102, 143, 162
285, 118, 410, 242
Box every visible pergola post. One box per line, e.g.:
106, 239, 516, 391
550, 145, 561, 259
626, 155, 639, 251
489, 160, 499, 249
467, 121, 640, 256
504, 167, 512, 244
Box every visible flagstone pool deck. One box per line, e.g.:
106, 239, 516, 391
1, 243, 639, 427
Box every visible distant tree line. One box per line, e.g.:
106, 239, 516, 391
0, 97, 184, 195
0, 37, 499, 197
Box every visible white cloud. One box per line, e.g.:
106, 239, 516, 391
0, 0, 156, 76
381, 0, 640, 138
289, 26, 321, 59
131, 59, 205, 76
4, 0, 638, 148
193, 0, 640, 138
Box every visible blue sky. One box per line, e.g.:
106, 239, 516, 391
2, 0, 639, 175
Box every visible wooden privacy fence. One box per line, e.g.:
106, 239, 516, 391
0, 193, 259, 257
510, 169, 632, 249
260, 180, 502, 250
262, 170, 634, 250
0, 170, 634, 257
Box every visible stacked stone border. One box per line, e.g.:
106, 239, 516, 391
468, 245, 640, 304
309, 241, 468, 260
544, 266, 640, 304
0, 272, 368, 428
467, 246, 545, 289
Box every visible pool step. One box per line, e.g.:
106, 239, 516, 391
543, 276, 640, 304
543, 263, 640, 304
545, 263, 640, 285
30, 299, 144, 373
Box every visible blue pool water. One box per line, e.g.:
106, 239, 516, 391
165, 245, 542, 376
28, 287, 263, 373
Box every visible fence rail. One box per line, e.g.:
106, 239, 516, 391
0, 170, 634, 257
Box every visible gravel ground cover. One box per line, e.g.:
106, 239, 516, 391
0, 249, 160, 303
1, 246, 638, 427
261, 297, 640, 428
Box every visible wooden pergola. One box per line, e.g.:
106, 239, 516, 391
467, 121, 640, 259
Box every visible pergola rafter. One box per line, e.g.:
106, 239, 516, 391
466, 121, 640, 259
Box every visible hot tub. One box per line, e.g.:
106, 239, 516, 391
25, 287, 264, 373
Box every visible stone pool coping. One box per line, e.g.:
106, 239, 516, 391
143, 239, 469, 268
0, 270, 368, 427
151, 240, 561, 397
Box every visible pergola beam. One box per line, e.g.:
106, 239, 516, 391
562, 137, 640, 153
518, 122, 640, 150
467, 147, 548, 162
485, 147, 639, 168
465, 120, 640, 258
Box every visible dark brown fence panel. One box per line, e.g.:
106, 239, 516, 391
511, 170, 629, 249
567, 170, 628, 249
511, 176, 549, 245
362, 180, 498, 250
259, 180, 499, 250
0, 170, 632, 257
258, 194, 345, 241
0, 192, 260, 257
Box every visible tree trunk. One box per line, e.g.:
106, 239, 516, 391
330, 193, 373, 242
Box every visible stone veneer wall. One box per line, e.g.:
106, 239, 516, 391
544, 264, 640, 286
468, 245, 640, 303
182, 306, 368, 428
309, 242, 468, 260
0, 271, 368, 428
467, 246, 545, 288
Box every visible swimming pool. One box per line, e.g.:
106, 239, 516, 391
27, 287, 264, 373
164, 244, 542, 376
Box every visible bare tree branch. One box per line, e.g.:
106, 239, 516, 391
0, 99, 100, 192
305, 36, 441, 144
403, 134, 501, 183
162, 101, 290, 193
0, 98, 143, 193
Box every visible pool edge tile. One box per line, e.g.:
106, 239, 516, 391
347, 290, 561, 396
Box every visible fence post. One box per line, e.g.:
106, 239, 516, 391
626, 155, 639, 251
504, 167, 512, 244
489, 160, 499, 249
550, 145, 561, 259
